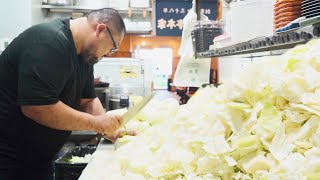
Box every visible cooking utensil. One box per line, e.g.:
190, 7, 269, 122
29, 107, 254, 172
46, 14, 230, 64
122, 92, 155, 126
98, 94, 154, 141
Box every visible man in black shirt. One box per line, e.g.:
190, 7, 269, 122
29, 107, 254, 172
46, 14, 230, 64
0, 8, 132, 179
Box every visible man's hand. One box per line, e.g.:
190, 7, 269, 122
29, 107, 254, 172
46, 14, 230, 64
93, 114, 123, 137
104, 128, 137, 143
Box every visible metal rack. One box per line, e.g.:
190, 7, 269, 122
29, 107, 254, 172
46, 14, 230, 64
195, 24, 320, 58
41, 4, 152, 13
41, 4, 153, 34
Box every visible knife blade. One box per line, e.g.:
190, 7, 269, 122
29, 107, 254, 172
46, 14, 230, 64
122, 92, 155, 126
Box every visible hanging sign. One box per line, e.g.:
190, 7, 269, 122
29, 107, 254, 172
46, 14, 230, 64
155, 0, 218, 36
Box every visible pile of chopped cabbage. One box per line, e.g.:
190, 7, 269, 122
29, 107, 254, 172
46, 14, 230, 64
80, 39, 320, 180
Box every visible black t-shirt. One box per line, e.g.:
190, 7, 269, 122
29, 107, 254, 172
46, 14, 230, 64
0, 18, 96, 166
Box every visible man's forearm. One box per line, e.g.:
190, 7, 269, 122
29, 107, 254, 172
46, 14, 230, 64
21, 101, 99, 132
80, 97, 105, 116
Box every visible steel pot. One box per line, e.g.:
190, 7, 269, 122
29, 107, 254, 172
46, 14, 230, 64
109, 94, 133, 110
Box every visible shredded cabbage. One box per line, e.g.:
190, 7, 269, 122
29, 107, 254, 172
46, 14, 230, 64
79, 39, 320, 180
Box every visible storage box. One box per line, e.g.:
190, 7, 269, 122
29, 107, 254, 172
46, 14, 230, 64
54, 146, 96, 180
191, 22, 223, 53
230, 0, 273, 43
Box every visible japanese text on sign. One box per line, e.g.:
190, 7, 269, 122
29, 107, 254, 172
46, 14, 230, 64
155, 0, 218, 36
162, 8, 212, 15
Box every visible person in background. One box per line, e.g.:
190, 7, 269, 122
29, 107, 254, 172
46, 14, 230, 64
0, 8, 135, 179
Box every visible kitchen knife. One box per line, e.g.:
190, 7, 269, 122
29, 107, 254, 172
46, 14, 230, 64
122, 92, 155, 126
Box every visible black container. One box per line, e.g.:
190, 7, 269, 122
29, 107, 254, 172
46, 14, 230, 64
191, 26, 223, 53
54, 146, 96, 180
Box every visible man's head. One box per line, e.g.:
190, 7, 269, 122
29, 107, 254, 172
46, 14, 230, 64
81, 8, 126, 64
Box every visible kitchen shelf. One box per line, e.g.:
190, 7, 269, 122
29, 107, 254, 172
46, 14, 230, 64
41, 4, 154, 34
196, 40, 307, 58
196, 24, 320, 58
41, 4, 152, 13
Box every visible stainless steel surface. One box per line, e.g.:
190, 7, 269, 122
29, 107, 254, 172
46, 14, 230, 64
196, 24, 320, 58
108, 86, 144, 97
122, 92, 155, 126
71, 131, 97, 136
68, 131, 98, 146
108, 85, 145, 110
109, 97, 133, 110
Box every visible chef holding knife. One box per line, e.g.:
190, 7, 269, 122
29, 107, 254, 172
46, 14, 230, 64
0, 8, 135, 180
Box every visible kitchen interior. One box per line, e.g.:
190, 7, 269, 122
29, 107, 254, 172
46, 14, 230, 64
1, 0, 320, 179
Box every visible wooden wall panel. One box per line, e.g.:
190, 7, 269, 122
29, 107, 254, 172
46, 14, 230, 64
130, 36, 181, 57
109, 35, 182, 60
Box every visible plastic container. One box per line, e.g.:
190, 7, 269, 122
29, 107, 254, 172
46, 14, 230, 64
274, 0, 302, 6
274, 3, 302, 12
302, 0, 320, 7
274, 0, 302, 31
274, 7, 301, 15
275, 11, 301, 19
230, 0, 273, 43
300, 15, 320, 27
191, 21, 223, 52
302, 8, 320, 16
275, 16, 299, 23
301, 3, 320, 10
54, 146, 96, 180
301, 0, 320, 18
211, 34, 232, 50
302, 6, 320, 14
305, 12, 320, 18
275, 20, 293, 28
275, 0, 302, 3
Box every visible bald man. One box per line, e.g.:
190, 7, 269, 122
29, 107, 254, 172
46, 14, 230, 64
0, 8, 133, 179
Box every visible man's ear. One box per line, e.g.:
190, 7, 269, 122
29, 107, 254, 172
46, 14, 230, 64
95, 24, 106, 37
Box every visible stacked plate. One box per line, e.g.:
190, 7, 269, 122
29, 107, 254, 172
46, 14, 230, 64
274, 0, 302, 30
302, 0, 320, 18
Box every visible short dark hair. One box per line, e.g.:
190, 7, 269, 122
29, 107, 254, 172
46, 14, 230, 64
86, 8, 126, 35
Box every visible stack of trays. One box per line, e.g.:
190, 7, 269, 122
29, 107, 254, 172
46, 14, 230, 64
302, 0, 320, 18
274, 0, 302, 30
